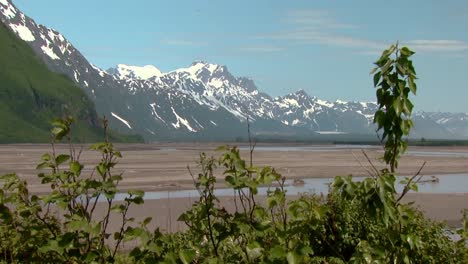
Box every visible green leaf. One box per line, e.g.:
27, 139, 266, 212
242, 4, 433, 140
400, 46, 415, 57
142, 217, 152, 227
111, 204, 126, 213
393, 99, 402, 116
287, 251, 300, 264
36, 161, 52, 170
128, 189, 144, 197
408, 77, 417, 95
129, 196, 144, 205
41, 153, 51, 161
373, 71, 381, 87
96, 163, 107, 176
51, 127, 67, 141
55, 154, 70, 166
111, 175, 123, 182
179, 249, 196, 264
90, 142, 107, 151
84, 251, 99, 262
374, 110, 385, 128
270, 246, 286, 259
70, 161, 82, 175
0, 204, 12, 222
380, 59, 393, 73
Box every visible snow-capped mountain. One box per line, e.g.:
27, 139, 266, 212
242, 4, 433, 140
107, 64, 163, 80
2, 0, 468, 140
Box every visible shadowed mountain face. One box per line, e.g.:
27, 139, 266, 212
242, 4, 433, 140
2, 0, 467, 140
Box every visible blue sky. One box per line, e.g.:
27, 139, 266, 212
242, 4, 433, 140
14, 0, 468, 112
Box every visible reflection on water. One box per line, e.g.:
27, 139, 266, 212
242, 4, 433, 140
156, 145, 468, 159
406, 151, 468, 158
162, 144, 468, 158
238, 145, 378, 152
115, 173, 468, 201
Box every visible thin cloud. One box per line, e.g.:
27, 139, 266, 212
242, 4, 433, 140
259, 9, 382, 51
160, 38, 208, 46
285, 9, 356, 29
261, 9, 468, 55
238, 46, 284, 53
258, 30, 383, 50
403, 40, 468, 52
357, 50, 382, 57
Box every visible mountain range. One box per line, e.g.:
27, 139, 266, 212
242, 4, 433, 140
1, 0, 468, 141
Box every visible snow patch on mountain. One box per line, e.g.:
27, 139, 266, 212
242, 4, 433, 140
41, 45, 59, 60
149, 103, 166, 124
172, 62, 204, 78
91, 64, 107, 77
283, 98, 300, 107
208, 78, 224, 88
316, 99, 333, 108
146, 128, 156, 135
0, 1, 16, 19
111, 64, 162, 80
170, 107, 196, 132
111, 112, 132, 129
9, 23, 34, 41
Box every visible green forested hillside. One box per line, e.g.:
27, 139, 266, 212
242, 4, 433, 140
0, 23, 141, 143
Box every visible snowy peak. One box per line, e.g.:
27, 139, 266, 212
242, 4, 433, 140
0, 0, 15, 19
275, 90, 315, 108
108, 64, 163, 80
0, 0, 35, 42
190, 60, 221, 74
290, 89, 312, 101
0, 0, 75, 62
173, 60, 224, 81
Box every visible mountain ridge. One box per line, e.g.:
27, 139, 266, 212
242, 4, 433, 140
2, 0, 468, 141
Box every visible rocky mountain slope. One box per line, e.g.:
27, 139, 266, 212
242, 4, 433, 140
2, 0, 467, 140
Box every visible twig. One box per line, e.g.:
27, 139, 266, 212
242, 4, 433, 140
187, 165, 202, 197
247, 116, 256, 168
76, 145, 84, 161
351, 151, 376, 178
396, 161, 426, 203
112, 198, 131, 258
361, 150, 381, 177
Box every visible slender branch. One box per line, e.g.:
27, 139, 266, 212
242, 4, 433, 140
351, 151, 376, 178
361, 150, 381, 177
187, 165, 202, 197
396, 161, 426, 203
247, 116, 256, 168
112, 199, 131, 258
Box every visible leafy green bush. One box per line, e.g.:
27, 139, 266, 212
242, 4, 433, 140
0, 117, 145, 263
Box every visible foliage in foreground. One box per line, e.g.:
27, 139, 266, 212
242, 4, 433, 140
0, 45, 466, 263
